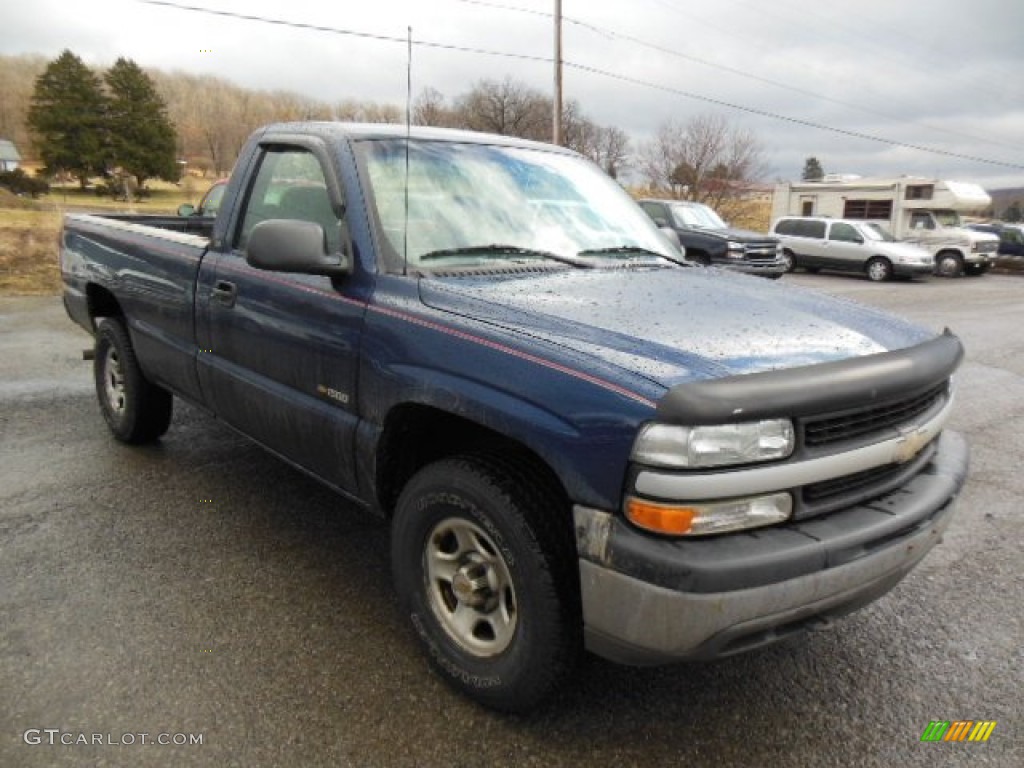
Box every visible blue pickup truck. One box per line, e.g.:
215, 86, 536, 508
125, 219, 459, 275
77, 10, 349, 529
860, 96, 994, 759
61, 122, 969, 712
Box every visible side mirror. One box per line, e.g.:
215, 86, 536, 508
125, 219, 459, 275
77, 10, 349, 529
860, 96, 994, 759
177, 203, 196, 217
653, 216, 669, 228
245, 219, 352, 277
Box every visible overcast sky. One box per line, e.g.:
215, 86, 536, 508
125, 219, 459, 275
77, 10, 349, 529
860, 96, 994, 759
3, 0, 1023, 189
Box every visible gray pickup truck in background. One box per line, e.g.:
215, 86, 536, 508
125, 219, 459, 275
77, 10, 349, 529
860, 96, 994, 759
639, 198, 786, 277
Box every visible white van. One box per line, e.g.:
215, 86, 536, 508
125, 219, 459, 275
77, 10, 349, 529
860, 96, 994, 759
772, 217, 934, 281
772, 177, 998, 276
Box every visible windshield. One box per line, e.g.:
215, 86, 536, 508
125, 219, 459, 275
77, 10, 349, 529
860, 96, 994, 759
355, 139, 675, 270
670, 202, 727, 230
863, 222, 896, 242
934, 209, 962, 228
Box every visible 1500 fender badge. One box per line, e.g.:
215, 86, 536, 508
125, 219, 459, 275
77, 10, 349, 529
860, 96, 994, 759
317, 385, 349, 404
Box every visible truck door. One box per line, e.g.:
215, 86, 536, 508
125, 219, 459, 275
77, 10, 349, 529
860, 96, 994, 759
196, 142, 367, 495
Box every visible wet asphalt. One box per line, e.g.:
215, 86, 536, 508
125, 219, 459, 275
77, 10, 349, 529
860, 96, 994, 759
1, 273, 1021, 768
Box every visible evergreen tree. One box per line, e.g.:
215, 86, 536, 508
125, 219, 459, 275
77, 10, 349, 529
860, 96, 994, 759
801, 156, 824, 181
105, 58, 178, 188
27, 50, 108, 187
1004, 201, 1022, 223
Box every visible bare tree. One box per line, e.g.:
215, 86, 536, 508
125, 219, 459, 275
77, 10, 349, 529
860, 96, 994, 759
642, 114, 767, 212
454, 77, 549, 140
333, 99, 401, 124
593, 125, 630, 180
412, 87, 459, 128
0, 54, 47, 159
560, 104, 630, 179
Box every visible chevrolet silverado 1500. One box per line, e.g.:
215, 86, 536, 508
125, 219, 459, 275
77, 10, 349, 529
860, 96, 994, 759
61, 122, 969, 712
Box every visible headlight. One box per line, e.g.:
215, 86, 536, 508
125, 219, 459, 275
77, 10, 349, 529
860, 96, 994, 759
632, 419, 795, 469
726, 241, 744, 259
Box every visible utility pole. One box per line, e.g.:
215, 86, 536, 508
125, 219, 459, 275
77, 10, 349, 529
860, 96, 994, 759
553, 0, 563, 145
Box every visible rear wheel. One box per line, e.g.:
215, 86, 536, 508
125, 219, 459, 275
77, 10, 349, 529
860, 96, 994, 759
865, 256, 893, 282
94, 317, 173, 443
391, 455, 580, 713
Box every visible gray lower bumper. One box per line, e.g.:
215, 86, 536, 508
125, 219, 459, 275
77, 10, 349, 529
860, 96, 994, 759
577, 430, 968, 665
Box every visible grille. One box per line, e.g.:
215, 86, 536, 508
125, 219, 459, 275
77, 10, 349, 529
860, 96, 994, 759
802, 382, 947, 447
744, 243, 779, 261
798, 441, 937, 517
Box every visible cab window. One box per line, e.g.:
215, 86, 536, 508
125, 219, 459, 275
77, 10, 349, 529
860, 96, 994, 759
235, 147, 340, 252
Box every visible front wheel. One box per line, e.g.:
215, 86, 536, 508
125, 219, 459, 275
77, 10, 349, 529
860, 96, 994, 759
865, 256, 893, 282
781, 249, 796, 273
936, 252, 964, 277
94, 317, 173, 443
391, 455, 580, 713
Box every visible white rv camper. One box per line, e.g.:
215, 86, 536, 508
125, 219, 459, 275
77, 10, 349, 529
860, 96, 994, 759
772, 176, 999, 276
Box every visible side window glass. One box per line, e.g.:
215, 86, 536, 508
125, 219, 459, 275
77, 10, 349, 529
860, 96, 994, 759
910, 213, 933, 231
640, 202, 663, 223
235, 148, 340, 252
798, 220, 826, 239
829, 223, 858, 242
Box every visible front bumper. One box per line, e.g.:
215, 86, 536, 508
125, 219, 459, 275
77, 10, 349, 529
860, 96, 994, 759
719, 259, 787, 278
574, 430, 968, 665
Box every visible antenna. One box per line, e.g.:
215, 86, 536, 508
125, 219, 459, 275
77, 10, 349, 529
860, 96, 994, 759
403, 26, 412, 276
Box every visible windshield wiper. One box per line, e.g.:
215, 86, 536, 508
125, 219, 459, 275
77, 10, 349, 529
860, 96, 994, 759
420, 244, 593, 268
577, 245, 686, 266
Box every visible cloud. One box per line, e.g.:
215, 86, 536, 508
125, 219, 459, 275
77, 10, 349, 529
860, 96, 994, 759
3, 0, 1022, 188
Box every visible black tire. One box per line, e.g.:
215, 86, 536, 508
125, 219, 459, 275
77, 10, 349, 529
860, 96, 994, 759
391, 455, 580, 713
865, 256, 893, 282
935, 251, 964, 278
781, 249, 796, 273
93, 317, 173, 443
689, 251, 712, 266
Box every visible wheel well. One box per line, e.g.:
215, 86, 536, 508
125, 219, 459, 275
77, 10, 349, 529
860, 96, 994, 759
86, 284, 123, 326
374, 404, 568, 518
935, 249, 964, 262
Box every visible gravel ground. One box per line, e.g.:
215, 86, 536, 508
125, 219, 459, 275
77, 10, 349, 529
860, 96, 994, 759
1, 273, 1021, 767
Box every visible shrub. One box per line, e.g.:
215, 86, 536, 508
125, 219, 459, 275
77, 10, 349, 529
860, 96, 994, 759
0, 169, 50, 198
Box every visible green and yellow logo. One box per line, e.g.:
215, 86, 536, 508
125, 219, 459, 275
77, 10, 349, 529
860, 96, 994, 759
920, 720, 997, 742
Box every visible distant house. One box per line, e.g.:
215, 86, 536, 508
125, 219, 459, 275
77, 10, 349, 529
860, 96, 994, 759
0, 139, 21, 172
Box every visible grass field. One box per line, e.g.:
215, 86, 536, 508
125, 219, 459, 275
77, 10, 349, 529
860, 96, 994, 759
0, 180, 198, 296
0, 206, 62, 294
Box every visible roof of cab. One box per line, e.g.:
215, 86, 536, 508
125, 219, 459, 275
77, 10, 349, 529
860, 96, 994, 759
256, 121, 575, 154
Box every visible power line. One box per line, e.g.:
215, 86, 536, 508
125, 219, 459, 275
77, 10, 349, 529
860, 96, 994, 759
139, 0, 552, 64
136, 0, 1024, 171
563, 61, 1024, 171
451, 0, 1019, 153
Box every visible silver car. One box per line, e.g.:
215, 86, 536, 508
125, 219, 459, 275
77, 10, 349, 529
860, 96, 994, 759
773, 217, 934, 281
